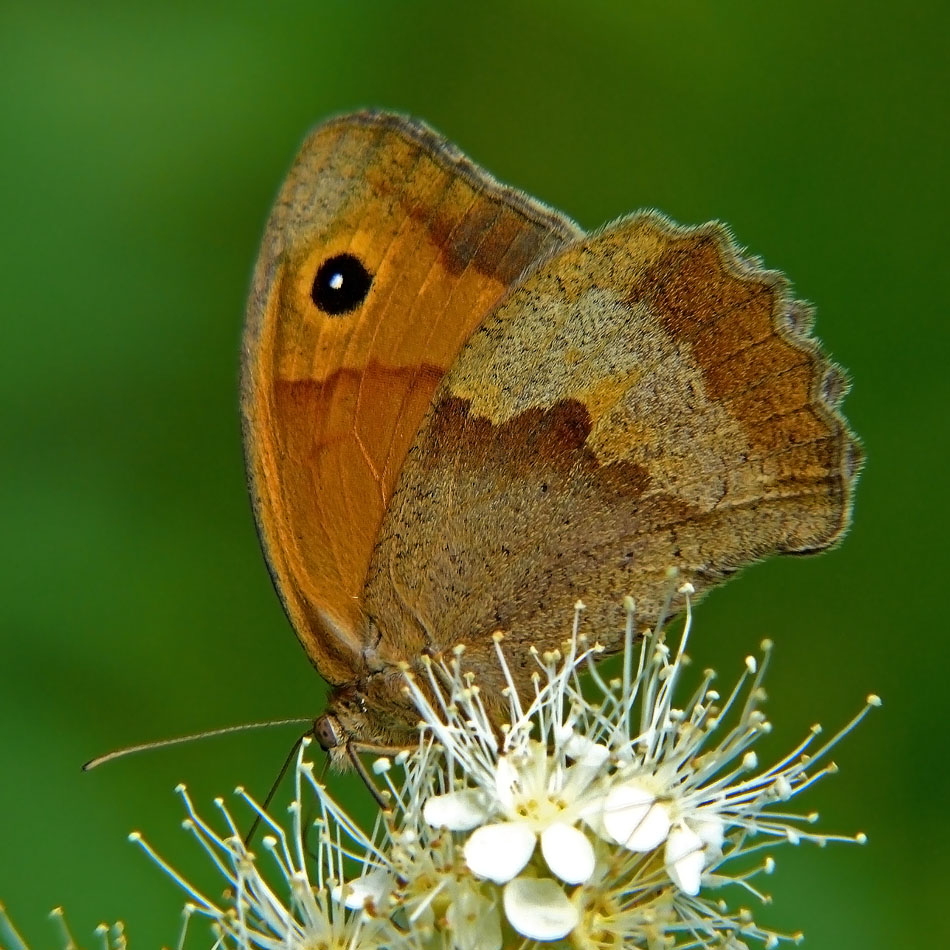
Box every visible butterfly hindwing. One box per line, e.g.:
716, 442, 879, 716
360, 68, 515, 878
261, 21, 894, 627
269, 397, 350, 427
363, 212, 860, 684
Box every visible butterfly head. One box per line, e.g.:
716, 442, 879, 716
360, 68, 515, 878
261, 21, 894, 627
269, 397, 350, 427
311, 684, 375, 769
312, 711, 345, 752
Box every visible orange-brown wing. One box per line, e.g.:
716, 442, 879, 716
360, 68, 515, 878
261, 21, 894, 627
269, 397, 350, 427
241, 111, 581, 685
363, 212, 860, 682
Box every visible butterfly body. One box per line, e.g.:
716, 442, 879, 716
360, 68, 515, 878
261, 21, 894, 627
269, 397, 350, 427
242, 112, 859, 761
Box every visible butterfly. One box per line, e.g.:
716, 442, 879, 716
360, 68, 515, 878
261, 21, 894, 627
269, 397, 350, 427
240, 110, 860, 772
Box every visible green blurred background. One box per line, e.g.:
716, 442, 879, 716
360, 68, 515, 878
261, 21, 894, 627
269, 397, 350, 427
1, 0, 946, 946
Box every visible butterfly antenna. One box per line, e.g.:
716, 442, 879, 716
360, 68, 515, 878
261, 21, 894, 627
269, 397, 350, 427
244, 733, 306, 848
82, 718, 313, 771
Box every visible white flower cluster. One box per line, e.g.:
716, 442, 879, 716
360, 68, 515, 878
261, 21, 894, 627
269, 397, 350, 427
0, 906, 126, 950
137, 591, 877, 950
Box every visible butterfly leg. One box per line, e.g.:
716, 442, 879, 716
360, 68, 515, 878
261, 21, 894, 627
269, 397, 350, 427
244, 734, 306, 848
346, 739, 417, 809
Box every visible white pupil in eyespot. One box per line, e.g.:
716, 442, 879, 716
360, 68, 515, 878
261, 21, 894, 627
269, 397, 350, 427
329, 272, 344, 290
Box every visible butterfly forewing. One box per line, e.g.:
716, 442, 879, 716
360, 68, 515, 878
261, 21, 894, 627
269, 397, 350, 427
241, 112, 580, 685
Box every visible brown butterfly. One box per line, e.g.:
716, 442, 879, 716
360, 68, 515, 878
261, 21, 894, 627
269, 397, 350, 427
241, 111, 860, 774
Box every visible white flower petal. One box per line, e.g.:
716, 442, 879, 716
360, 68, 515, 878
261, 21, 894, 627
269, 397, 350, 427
563, 731, 610, 767
553, 721, 575, 747
446, 884, 503, 950
465, 822, 536, 884
494, 756, 521, 811
579, 796, 609, 840
666, 824, 706, 896
540, 822, 595, 884
560, 741, 611, 799
503, 877, 579, 941
691, 814, 725, 852
423, 789, 491, 831
602, 781, 671, 851
334, 868, 392, 910
628, 801, 671, 851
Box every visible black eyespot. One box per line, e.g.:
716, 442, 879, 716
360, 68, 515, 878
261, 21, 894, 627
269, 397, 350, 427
311, 253, 373, 315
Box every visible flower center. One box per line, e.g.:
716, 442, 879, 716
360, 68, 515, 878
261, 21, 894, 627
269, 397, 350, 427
514, 794, 570, 826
